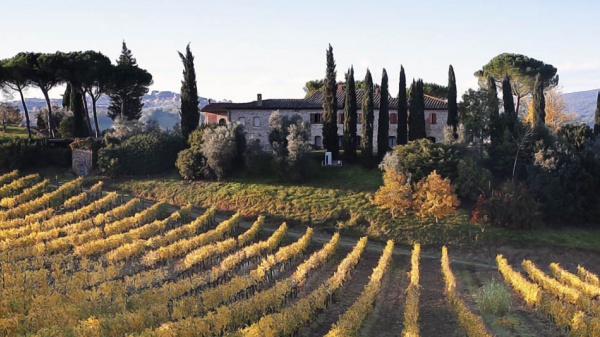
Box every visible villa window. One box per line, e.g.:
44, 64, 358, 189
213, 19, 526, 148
389, 113, 398, 124
310, 113, 323, 124
238, 117, 246, 126
253, 116, 261, 127
218, 118, 226, 126
429, 113, 437, 124
315, 136, 322, 148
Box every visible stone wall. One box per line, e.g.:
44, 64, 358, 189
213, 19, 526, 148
227, 108, 447, 151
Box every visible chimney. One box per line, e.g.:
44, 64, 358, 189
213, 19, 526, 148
257, 93, 262, 107
374, 87, 381, 95
337, 83, 344, 93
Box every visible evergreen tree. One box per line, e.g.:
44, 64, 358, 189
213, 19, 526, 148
361, 69, 374, 166
70, 85, 89, 138
343, 66, 358, 162
178, 43, 200, 141
502, 75, 516, 131
107, 41, 153, 121
416, 79, 427, 139
447, 65, 458, 133
377, 68, 390, 158
487, 75, 501, 146
408, 79, 426, 140
532, 73, 546, 129
397, 66, 408, 145
322, 44, 339, 157
595, 92, 600, 136
62, 83, 71, 109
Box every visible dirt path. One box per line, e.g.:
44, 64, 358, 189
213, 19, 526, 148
457, 264, 565, 337
360, 255, 409, 336
303, 248, 381, 336
418, 256, 461, 337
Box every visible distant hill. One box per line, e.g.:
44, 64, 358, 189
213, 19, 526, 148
562, 88, 599, 125
10, 91, 229, 132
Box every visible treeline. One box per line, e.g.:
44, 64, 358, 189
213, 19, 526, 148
0, 42, 153, 139
376, 52, 600, 226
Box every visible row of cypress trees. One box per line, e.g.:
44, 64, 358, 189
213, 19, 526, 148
323, 45, 459, 166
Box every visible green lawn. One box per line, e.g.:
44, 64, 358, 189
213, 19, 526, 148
0, 126, 35, 141
102, 164, 600, 252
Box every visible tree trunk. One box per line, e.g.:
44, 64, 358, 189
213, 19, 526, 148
41, 89, 55, 138
17, 88, 32, 140
92, 97, 100, 138
515, 94, 521, 119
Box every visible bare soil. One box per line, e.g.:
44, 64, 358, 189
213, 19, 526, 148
305, 249, 381, 336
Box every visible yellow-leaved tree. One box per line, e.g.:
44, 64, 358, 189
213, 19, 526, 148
373, 169, 413, 218
413, 170, 460, 223
525, 86, 576, 133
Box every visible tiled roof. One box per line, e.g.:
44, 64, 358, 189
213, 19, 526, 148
201, 90, 448, 112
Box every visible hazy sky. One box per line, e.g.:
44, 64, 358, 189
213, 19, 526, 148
2, 0, 599, 102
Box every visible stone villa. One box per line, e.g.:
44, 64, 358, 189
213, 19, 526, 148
201, 86, 448, 150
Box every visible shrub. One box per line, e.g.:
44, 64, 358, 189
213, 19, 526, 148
268, 111, 312, 180
526, 139, 600, 223
245, 139, 271, 176
383, 139, 464, 183
373, 168, 413, 218
475, 278, 512, 316
471, 181, 540, 229
558, 123, 594, 150
285, 119, 312, 181
98, 131, 184, 176
59, 116, 75, 138
413, 170, 460, 222
200, 124, 238, 180
0, 139, 71, 170
454, 158, 492, 201
175, 148, 205, 180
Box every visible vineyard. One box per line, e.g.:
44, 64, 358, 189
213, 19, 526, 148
0, 171, 599, 336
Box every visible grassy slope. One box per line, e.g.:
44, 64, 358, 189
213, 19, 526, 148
0, 126, 33, 141
28, 157, 600, 251
109, 165, 600, 251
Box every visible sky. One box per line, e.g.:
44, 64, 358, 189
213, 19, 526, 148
2, 0, 600, 102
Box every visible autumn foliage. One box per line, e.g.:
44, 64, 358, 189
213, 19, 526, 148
373, 169, 413, 218
413, 170, 460, 222
374, 169, 460, 221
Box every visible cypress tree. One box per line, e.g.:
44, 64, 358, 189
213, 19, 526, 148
408, 79, 417, 141
361, 69, 374, 166
594, 92, 600, 136
408, 79, 427, 140
487, 75, 501, 146
322, 44, 339, 157
532, 73, 546, 128
377, 68, 389, 158
416, 79, 427, 139
502, 75, 516, 131
447, 65, 458, 133
178, 43, 200, 141
62, 83, 71, 109
343, 66, 358, 162
397, 66, 408, 145
70, 85, 89, 138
